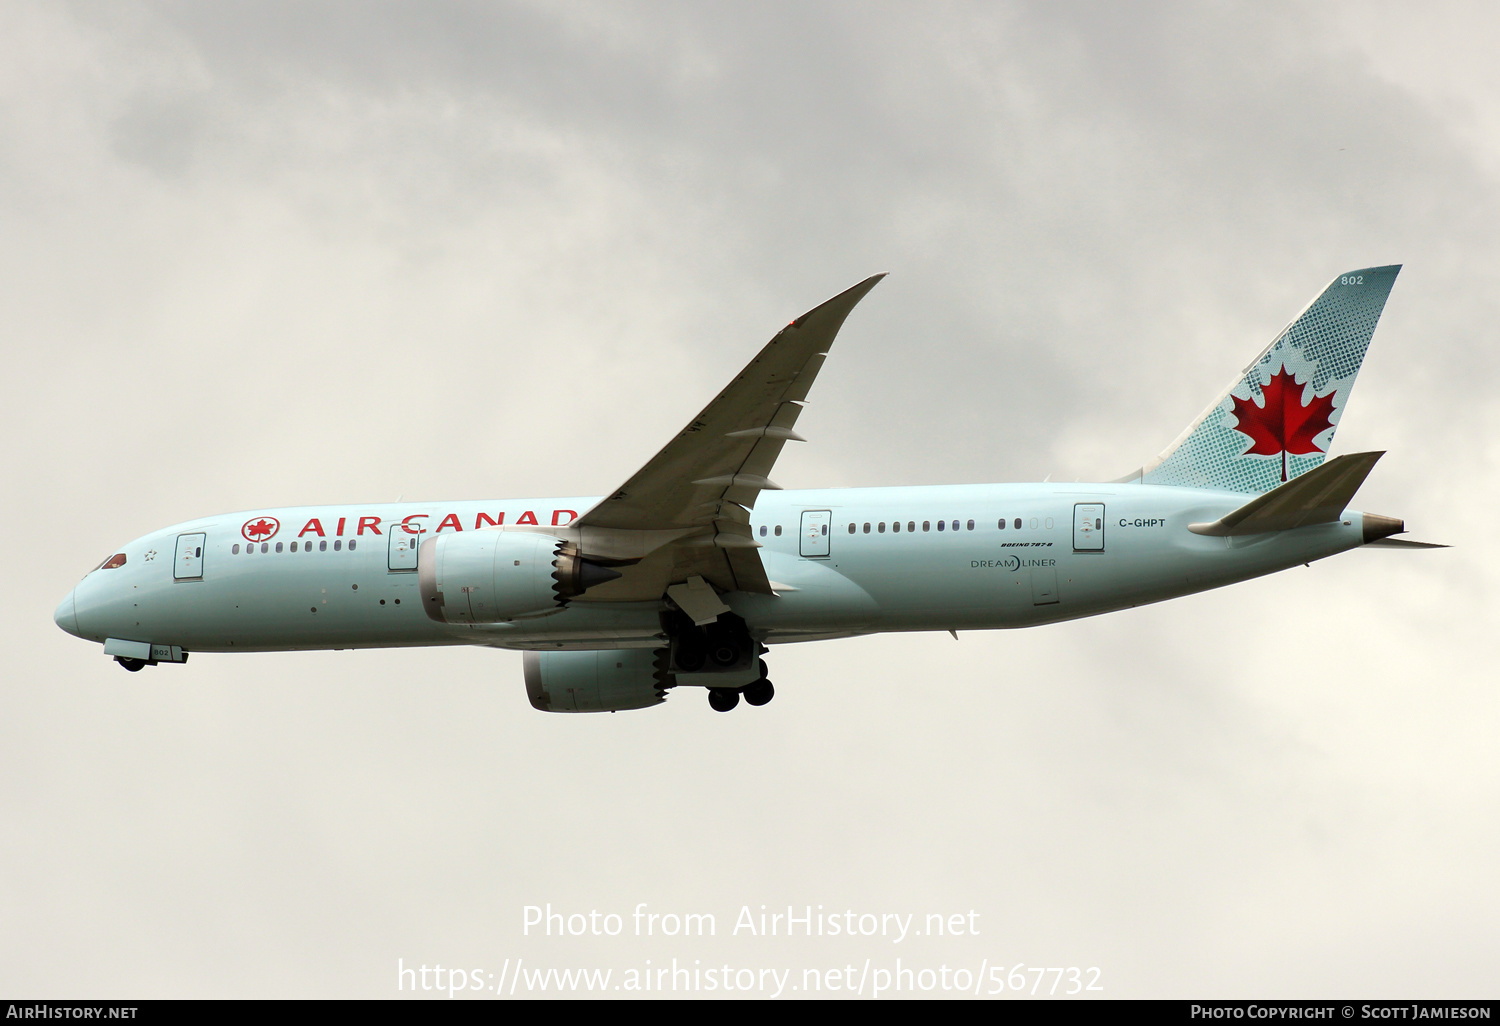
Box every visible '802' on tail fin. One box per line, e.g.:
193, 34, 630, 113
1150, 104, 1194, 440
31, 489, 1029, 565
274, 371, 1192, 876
1139, 265, 1400, 494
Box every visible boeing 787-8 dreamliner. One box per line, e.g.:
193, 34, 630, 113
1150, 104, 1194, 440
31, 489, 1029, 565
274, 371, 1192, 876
55, 267, 1439, 712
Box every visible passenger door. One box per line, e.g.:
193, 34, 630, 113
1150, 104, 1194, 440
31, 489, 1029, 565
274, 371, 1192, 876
174, 533, 205, 580
1073, 503, 1105, 552
799, 510, 831, 558
388, 524, 422, 572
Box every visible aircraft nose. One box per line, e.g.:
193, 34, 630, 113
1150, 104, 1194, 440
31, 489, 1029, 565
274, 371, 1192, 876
54, 589, 81, 638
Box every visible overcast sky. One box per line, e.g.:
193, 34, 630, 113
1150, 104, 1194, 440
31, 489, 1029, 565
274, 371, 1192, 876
3, 0, 1497, 999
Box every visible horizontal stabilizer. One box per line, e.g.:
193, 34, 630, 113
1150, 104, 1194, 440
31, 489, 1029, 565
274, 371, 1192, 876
1188, 451, 1384, 537
1364, 537, 1449, 549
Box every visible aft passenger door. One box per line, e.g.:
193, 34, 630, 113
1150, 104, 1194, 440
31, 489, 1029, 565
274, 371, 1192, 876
1074, 503, 1105, 552
799, 510, 831, 558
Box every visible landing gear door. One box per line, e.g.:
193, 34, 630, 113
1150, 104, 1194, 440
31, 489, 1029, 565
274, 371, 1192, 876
1073, 503, 1105, 552
388, 523, 423, 572
799, 510, 831, 558
174, 533, 205, 580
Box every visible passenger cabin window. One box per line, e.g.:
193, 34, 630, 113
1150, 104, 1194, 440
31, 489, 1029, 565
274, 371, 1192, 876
320, 540, 328, 551
878, 522, 886, 533
275, 542, 283, 553
349, 540, 357, 550
760, 526, 767, 537
923, 521, 930, 532
774, 525, 782, 537
937, 520, 945, 531
1014, 518, 1021, 529
231, 544, 240, 555
892, 521, 900, 532
260, 542, 268, 553
848, 523, 856, 534
334, 540, 342, 551
967, 520, 975, 531
863, 523, 871, 533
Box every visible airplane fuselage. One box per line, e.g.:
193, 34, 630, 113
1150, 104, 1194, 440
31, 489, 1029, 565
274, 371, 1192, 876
57, 482, 1371, 657
51, 266, 1420, 713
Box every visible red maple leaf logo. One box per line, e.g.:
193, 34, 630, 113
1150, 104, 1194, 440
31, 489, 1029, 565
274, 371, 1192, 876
243, 517, 279, 541
1230, 367, 1337, 481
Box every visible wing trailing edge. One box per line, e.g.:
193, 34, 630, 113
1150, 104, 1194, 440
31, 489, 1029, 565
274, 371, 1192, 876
568, 274, 885, 599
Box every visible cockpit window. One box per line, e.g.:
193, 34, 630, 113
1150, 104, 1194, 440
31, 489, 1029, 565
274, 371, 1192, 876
98, 553, 127, 570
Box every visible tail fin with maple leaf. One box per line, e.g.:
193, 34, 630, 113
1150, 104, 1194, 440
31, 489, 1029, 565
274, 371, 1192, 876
1136, 265, 1400, 494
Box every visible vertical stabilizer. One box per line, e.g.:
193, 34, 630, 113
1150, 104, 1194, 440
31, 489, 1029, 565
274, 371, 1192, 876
1140, 266, 1399, 493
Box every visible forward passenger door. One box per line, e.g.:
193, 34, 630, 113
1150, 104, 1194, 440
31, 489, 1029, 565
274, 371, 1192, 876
174, 533, 205, 580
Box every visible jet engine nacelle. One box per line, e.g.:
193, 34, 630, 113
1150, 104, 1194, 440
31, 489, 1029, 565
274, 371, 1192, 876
419, 531, 561, 623
419, 530, 623, 624
523, 649, 670, 713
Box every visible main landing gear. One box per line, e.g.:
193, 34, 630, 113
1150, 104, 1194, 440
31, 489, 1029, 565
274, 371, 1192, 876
662, 611, 776, 713
707, 660, 775, 713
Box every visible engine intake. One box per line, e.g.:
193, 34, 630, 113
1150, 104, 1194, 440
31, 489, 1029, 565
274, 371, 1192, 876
524, 649, 671, 713
420, 531, 620, 624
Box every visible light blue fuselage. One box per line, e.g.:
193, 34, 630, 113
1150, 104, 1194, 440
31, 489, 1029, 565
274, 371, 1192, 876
57, 482, 1369, 656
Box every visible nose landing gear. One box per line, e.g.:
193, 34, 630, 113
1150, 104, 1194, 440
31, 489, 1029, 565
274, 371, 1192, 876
110, 647, 188, 672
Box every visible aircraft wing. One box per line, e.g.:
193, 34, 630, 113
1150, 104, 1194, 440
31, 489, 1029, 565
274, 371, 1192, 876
572, 274, 884, 597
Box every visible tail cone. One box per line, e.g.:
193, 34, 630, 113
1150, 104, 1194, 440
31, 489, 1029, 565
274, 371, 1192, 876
1362, 513, 1404, 544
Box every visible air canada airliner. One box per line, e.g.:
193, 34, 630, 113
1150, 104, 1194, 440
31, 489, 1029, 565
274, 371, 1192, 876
54, 267, 1441, 712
